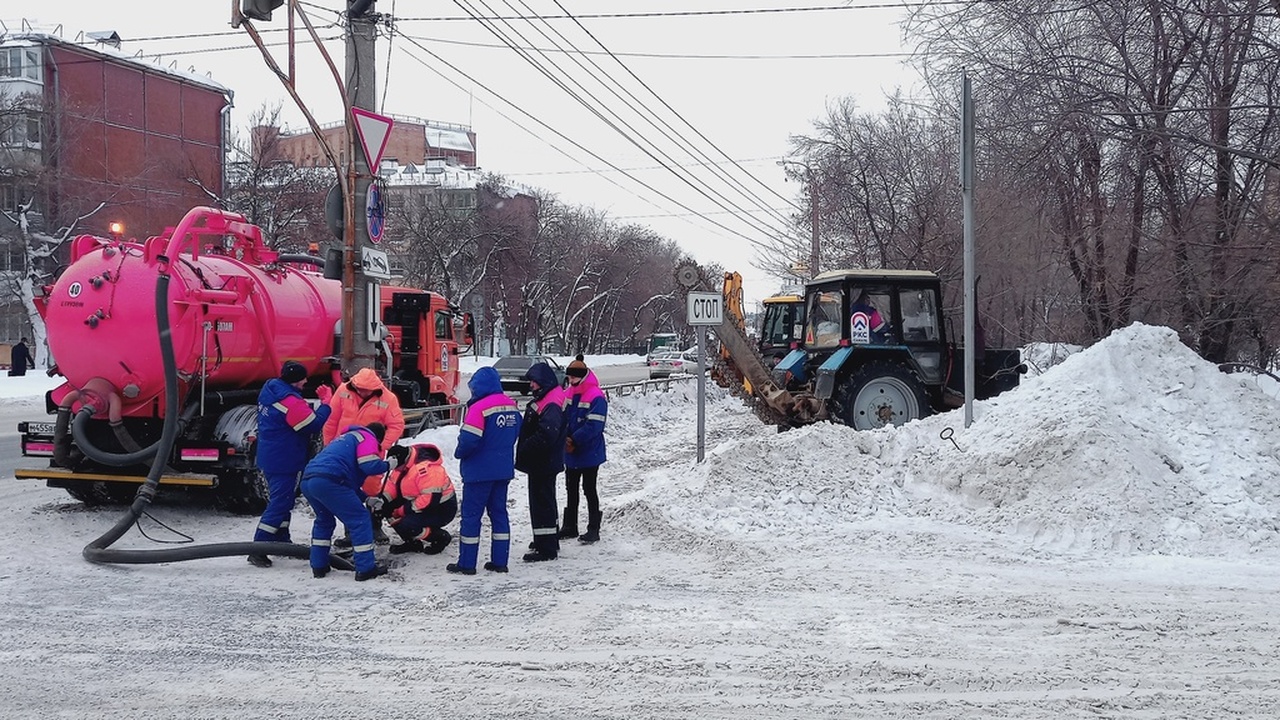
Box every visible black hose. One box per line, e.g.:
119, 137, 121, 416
68, 401, 200, 467
111, 421, 143, 453
82, 264, 347, 569
52, 407, 74, 467
71, 408, 157, 466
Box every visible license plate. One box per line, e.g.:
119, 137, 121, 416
24, 422, 55, 435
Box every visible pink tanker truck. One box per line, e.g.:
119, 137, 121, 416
15, 207, 473, 512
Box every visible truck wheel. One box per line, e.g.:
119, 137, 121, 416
214, 470, 271, 515
837, 361, 930, 430
64, 481, 137, 506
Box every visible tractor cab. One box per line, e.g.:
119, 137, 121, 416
757, 293, 805, 365
774, 269, 951, 429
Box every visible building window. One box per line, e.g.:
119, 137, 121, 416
0, 114, 41, 148
0, 48, 41, 81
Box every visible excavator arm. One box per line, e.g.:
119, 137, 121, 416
710, 273, 823, 426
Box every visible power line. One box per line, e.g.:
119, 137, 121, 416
447, 0, 793, 241
548, 0, 801, 218
393, 35, 783, 254
384, 34, 912, 60
504, 156, 785, 176
398, 2, 974, 22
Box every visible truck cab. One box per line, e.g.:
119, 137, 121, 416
380, 286, 474, 407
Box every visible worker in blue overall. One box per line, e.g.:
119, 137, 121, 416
301, 421, 408, 581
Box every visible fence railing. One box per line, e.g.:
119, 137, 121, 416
403, 374, 699, 434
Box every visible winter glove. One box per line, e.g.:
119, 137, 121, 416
565, 436, 576, 454
385, 455, 400, 472
314, 384, 333, 403
364, 495, 386, 514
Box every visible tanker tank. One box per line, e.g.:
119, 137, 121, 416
42, 221, 341, 419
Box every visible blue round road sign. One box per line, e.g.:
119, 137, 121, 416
365, 182, 385, 244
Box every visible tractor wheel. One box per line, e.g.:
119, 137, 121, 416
214, 469, 271, 515
836, 361, 930, 430
64, 481, 137, 506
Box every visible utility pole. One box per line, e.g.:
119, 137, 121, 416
235, 0, 380, 371
343, 1, 378, 370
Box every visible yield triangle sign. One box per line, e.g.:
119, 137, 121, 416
351, 107, 395, 170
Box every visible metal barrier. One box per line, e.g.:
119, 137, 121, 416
403, 374, 698, 435
600, 374, 698, 398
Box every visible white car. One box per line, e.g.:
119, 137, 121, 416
648, 348, 700, 378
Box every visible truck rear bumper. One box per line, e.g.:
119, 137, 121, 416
14, 467, 217, 488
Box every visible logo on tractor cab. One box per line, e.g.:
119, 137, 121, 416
440, 346, 450, 373
850, 312, 871, 344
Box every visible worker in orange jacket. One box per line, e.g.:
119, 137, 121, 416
364, 443, 457, 555
322, 367, 406, 452
322, 367, 406, 546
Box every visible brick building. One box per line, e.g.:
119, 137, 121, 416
0, 30, 231, 342
266, 114, 476, 170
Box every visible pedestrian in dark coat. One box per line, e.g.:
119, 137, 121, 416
247, 361, 332, 568
516, 361, 567, 562
448, 366, 521, 575
562, 355, 608, 543
8, 337, 34, 376
301, 422, 406, 581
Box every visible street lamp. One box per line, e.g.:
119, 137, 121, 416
778, 158, 819, 278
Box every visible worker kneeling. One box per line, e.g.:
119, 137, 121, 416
365, 443, 458, 555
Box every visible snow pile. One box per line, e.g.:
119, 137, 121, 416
1022, 341, 1082, 376
608, 324, 1280, 559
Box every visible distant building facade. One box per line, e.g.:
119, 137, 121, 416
0, 30, 232, 343
266, 115, 477, 170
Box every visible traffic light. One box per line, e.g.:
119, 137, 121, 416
241, 0, 285, 22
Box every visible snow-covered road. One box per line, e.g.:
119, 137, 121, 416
1, 325, 1277, 718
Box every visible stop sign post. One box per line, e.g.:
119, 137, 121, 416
687, 291, 722, 462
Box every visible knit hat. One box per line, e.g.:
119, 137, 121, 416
280, 360, 308, 384
566, 354, 589, 378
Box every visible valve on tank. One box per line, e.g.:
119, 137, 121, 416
85, 308, 106, 328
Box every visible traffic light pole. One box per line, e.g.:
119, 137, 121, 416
343, 11, 378, 370
235, 0, 378, 370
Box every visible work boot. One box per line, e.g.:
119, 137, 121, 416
312, 566, 329, 579
446, 563, 477, 575
246, 554, 272, 568
354, 562, 389, 581
522, 551, 556, 562
425, 530, 452, 555
557, 508, 579, 539
483, 561, 509, 573
578, 511, 602, 544
389, 539, 424, 555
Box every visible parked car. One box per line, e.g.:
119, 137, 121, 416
493, 355, 567, 395
648, 348, 700, 379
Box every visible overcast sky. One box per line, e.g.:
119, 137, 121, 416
12, 1, 925, 304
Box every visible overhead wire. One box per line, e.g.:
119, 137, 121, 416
514, 0, 800, 229
393, 32, 782, 254
549, 0, 802, 219
449, 0, 793, 244
398, 2, 984, 22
